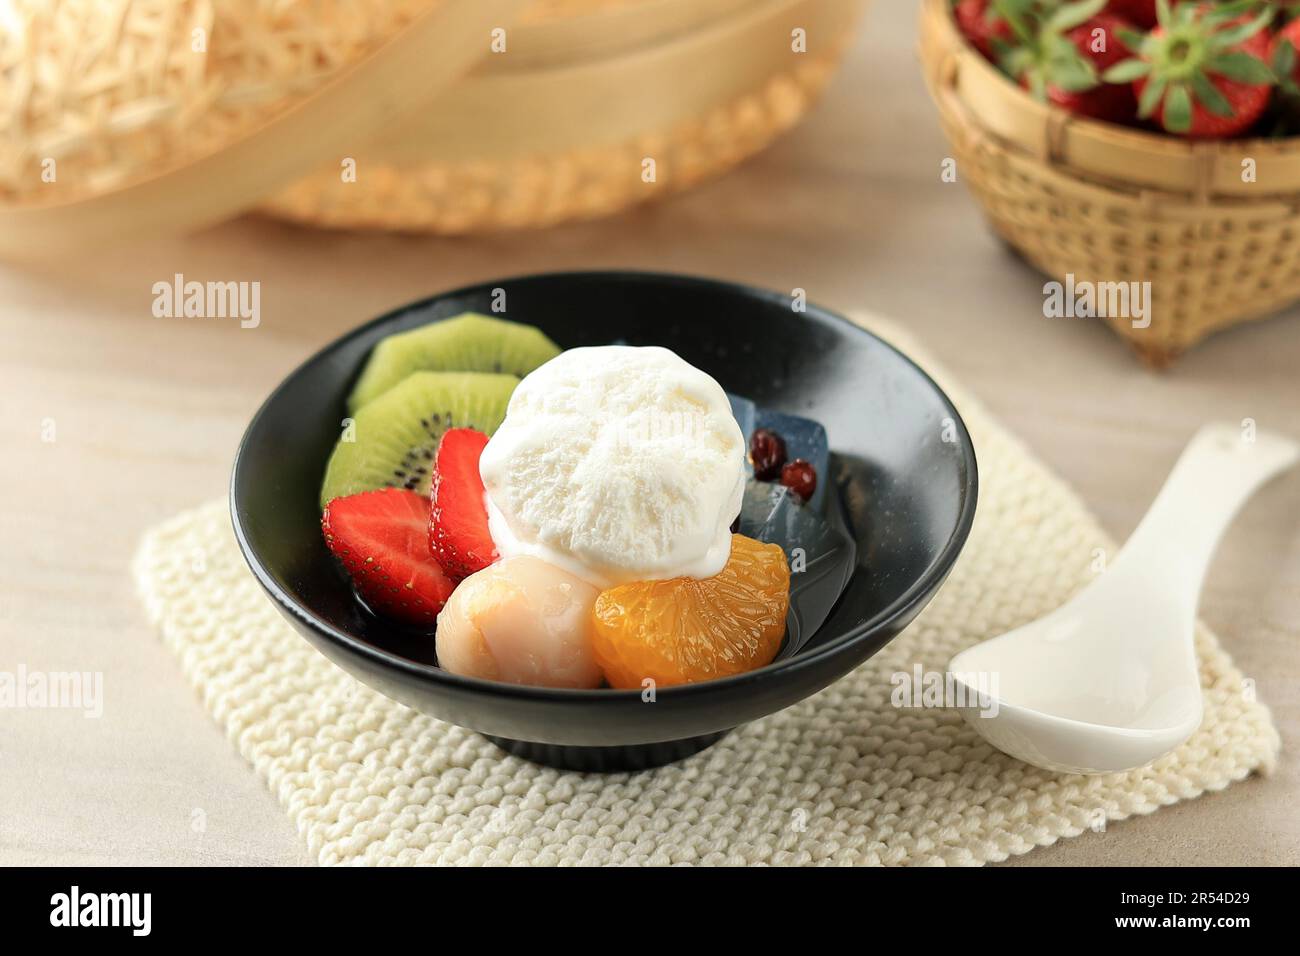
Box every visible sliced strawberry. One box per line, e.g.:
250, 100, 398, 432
430, 428, 499, 581
1105, 2, 1275, 138
322, 488, 454, 625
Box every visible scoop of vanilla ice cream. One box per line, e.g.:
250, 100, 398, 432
479, 345, 745, 588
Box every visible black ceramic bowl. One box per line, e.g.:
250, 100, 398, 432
231, 272, 978, 772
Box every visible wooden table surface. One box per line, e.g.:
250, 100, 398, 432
2, 1, 1297, 866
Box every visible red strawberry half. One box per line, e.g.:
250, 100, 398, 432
430, 427, 499, 581
1104, 2, 1275, 138
322, 488, 455, 625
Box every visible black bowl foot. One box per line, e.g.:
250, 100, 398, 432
483, 730, 730, 772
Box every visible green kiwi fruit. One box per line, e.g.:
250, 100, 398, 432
346, 313, 560, 413
321, 371, 518, 508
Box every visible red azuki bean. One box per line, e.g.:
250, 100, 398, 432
749, 428, 787, 481
780, 459, 817, 502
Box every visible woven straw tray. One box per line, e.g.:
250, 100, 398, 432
0, 0, 866, 252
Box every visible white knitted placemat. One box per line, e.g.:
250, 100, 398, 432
132, 320, 1280, 866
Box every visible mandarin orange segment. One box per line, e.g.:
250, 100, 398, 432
591, 534, 790, 688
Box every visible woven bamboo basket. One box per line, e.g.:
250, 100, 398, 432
0, 0, 864, 254
918, 0, 1300, 366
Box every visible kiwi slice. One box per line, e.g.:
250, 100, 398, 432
321, 371, 518, 508
347, 312, 560, 413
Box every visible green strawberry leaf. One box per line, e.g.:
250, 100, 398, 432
1103, 58, 1153, 83
1164, 84, 1194, 133
1204, 1, 1260, 28
1000, 45, 1031, 76
1191, 70, 1234, 118
991, 0, 1037, 46
989, 36, 1018, 80
1026, 69, 1048, 103
1138, 75, 1168, 119
1047, 0, 1107, 34
1273, 39, 1297, 79
1207, 51, 1275, 85
1207, 10, 1275, 51
1155, 0, 1174, 30
1166, 0, 1201, 29
1115, 27, 1148, 51
1050, 55, 1100, 92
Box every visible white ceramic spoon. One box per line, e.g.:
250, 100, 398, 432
948, 423, 1299, 775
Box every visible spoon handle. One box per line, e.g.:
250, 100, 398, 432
1113, 423, 1299, 598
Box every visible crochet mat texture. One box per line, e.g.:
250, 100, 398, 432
132, 323, 1280, 866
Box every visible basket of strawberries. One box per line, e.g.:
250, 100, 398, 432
919, 0, 1300, 365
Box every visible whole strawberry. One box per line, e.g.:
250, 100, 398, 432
997, 0, 1137, 123
1105, 0, 1161, 30
1270, 15, 1300, 95
956, 0, 1014, 60
1052, 10, 1139, 121
1103, 1, 1275, 138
